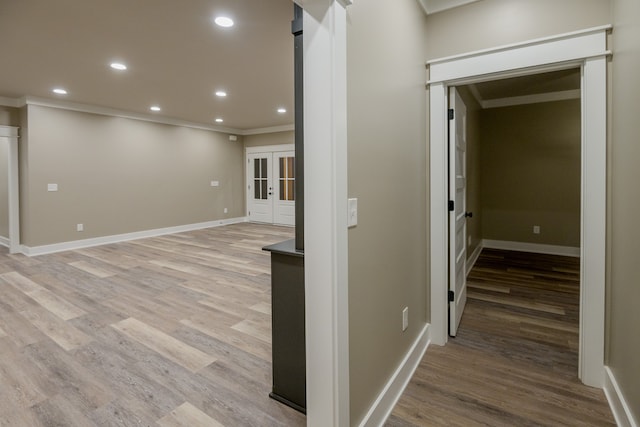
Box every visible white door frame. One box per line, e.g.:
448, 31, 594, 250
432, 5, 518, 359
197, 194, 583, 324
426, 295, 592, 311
299, 0, 351, 425
429, 26, 610, 388
0, 126, 20, 254
245, 144, 294, 224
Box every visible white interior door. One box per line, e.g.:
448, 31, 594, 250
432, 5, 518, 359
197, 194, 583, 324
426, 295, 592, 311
247, 153, 274, 223
273, 151, 296, 226
449, 87, 468, 337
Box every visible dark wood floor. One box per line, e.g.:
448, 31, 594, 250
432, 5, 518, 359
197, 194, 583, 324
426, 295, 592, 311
387, 249, 615, 427
0, 223, 305, 426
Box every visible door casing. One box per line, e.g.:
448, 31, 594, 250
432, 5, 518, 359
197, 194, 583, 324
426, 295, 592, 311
428, 25, 610, 388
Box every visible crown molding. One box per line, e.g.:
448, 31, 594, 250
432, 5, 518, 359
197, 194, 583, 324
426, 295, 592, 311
0, 96, 21, 108
241, 124, 295, 135
418, 0, 481, 15
22, 96, 242, 134
5, 95, 294, 137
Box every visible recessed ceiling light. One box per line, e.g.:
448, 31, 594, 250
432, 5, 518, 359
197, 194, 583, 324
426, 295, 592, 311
215, 118, 224, 123
215, 91, 227, 97
277, 108, 287, 114
52, 88, 67, 95
150, 106, 161, 112
110, 62, 127, 71
214, 16, 234, 28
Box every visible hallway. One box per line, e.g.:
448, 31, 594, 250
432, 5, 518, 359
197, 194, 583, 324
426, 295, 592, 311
387, 249, 615, 426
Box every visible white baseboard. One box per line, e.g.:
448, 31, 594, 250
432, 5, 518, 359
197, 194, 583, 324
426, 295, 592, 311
466, 243, 483, 276
482, 239, 580, 257
0, 235, 9, 248
20, 217, 248, 256
359, 323, 431, 427
604, 366, 638, 427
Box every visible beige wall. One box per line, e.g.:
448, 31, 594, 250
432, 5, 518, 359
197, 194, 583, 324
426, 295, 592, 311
347, 0, 428, 424
21, 105, 245, 247
426, 0, 612, 60
457, 86, 483, 260
479, 100, 581, 247
0, 106, 19, 126
243, 130, 292, 148
609, 0, 640, 420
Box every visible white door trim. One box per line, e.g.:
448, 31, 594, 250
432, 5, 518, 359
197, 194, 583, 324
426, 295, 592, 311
428, 25, 610, 388
302, 0, 350, 425
0, 126, 20, 254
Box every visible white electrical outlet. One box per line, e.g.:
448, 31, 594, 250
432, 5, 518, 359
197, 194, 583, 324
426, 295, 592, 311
402, 307, 409, 331
77, 223, 84, 232
47, 183, 58, 192
533, 225, 541, 234
224, 208, 228, 214
210, 181, 220, 187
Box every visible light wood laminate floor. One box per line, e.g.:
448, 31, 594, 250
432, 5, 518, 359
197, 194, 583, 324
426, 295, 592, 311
0, 223, 306, 426
387, 249, 615, 427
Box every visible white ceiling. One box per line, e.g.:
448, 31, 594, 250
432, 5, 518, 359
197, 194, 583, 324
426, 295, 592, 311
468, 68, 581, 109
0, 0, 295, 132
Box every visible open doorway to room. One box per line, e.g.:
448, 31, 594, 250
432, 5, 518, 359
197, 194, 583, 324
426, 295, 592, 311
429, 26, 609, 389
450, 69, 584, 379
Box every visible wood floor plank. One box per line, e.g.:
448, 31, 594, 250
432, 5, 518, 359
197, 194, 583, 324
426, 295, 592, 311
68, 260, 117, 278
1, 271, 42, 292
181, 317, 272, 362
2, 271, 86, 320
231, 313, 272, 344
111, 317, 216, 373
157, 402, 224, 427
249, 301, 271, 315
0, 342, 51, 409
30, 393, 99, 427
20, 306, 92, 351
388, 249, 615, 426
0, 223, 305, 426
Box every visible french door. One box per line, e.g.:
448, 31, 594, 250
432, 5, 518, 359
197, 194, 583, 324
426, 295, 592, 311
247, 151, 295, 226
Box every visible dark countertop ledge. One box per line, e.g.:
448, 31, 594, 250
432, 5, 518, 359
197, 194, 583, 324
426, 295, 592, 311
263, 239, 305, 258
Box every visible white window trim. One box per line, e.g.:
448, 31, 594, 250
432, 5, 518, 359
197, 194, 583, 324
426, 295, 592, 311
428, 25, 610, 388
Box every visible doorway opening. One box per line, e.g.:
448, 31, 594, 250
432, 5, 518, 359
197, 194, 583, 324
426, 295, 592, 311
448, 69, 583, 381
429, 26, 609, 388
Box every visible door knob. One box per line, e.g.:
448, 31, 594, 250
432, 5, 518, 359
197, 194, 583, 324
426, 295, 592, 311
465, 212, 473, 218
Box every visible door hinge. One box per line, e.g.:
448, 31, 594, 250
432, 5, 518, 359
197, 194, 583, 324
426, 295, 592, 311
448, 290, 455, 302
448, 109, 454, 120
448, 200, 454, 211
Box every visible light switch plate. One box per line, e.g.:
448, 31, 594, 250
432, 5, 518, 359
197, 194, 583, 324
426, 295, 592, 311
47, 183, 58, 192
348, 198, 358, 228
402, 307, 409, 331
